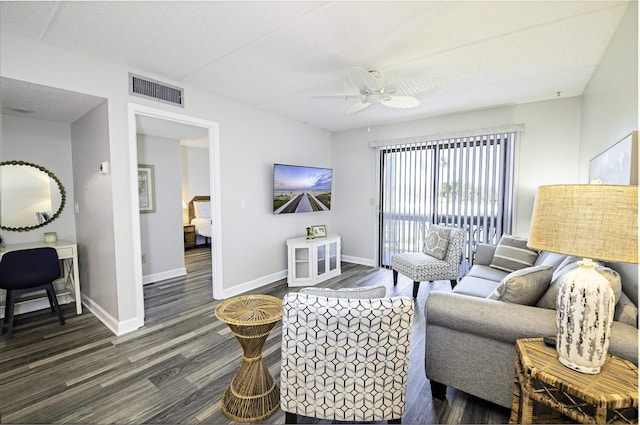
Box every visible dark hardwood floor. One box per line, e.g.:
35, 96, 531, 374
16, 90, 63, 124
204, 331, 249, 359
0, 246, 510, 424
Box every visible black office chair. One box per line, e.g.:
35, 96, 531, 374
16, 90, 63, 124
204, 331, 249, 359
0, 247, 65, 338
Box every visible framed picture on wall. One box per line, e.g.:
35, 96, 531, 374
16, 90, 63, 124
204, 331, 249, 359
138, 164, 156, 213
589, 131, 638, 185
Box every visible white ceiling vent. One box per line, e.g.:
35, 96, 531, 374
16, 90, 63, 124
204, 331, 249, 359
129, 73, 184, 107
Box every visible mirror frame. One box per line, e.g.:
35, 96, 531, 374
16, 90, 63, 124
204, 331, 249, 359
0, 160, 67, 232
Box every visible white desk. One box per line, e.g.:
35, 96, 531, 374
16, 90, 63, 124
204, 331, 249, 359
0, 240, 82, 315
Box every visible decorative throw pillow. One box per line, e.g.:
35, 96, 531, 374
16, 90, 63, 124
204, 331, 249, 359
489, 235, 539, 273
424, 225, 451, 260
299, 286, 386, 299
487, 265, 553, 305
614, 292, 638, 327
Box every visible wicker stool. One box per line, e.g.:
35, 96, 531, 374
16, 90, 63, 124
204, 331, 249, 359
215, 294, 283, 422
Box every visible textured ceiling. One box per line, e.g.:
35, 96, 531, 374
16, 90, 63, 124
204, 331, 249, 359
0, 1, 631, 133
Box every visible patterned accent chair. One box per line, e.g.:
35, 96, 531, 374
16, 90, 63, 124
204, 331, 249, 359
280, 287, 415, 424
391, 225, 465, 297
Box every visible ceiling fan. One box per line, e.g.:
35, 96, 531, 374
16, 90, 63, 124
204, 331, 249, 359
316, 67, 438, 114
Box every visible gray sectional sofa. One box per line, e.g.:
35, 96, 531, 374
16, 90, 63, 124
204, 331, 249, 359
424, 242, 639, 409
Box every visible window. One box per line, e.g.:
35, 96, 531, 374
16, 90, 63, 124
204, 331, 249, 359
378, 131, 516, 273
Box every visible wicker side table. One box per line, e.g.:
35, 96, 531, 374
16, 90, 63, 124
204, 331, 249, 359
510, 338, 638, 424
215, 294, 283, 422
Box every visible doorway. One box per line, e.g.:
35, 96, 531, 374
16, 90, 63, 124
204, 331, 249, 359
128, 103, 222, 328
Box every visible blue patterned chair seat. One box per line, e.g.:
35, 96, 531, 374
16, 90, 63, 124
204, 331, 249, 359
391, 226, 464, 297
280, 290, 414, 424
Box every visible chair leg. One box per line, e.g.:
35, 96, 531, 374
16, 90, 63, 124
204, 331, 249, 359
285, 412, 297, 424
5, 289, 17, 339
413, 281, 420, 298
450, 279, 457, 289
393, 269, 398, 286
45, 284, 65, 325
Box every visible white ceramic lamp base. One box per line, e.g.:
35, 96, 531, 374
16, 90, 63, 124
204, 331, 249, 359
555, 259, 615, 374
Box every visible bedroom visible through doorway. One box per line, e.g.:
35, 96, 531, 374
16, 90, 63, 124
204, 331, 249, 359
129, 103, 222, 329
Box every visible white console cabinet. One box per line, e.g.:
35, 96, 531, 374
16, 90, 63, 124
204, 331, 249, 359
286, 234, 341, 287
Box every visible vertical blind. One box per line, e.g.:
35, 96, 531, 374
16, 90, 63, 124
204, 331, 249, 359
378, 132, 516, 273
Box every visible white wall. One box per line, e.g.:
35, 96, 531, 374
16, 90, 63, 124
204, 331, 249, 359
332, 97, 582, 264
70, 101, 120, 328
138, 135, 185, 282
578, 1, 638, 290
1, 114, 77, 244
1, 31, 333, 332
579, 0, 638, 179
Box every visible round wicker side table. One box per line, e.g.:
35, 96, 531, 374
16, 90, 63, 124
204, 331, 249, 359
215, 294, 283, 422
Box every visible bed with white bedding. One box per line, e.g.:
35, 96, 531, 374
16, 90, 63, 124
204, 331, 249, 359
188, 196, 212, 243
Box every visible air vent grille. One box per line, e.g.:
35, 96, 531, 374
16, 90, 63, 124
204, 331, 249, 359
129, 73, 184, 107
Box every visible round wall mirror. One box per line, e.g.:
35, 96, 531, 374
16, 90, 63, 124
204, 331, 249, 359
0, 160, 66, 231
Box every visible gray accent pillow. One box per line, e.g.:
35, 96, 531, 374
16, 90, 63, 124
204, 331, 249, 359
487, 265, 553, 305
614, 292, 638, 327
424, 225, 450, 260
489, 235, 539, 273
299, 285, 387, 299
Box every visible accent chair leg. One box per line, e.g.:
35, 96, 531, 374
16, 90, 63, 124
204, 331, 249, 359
5, 289, 17, 339
413, 281, 420, 298
393, 270, 398, 286
285, 412, 297, 424
388, 418, 402, 424
45, 284, 65, 325
430, 380, 447, 400
450, 279, 458, 289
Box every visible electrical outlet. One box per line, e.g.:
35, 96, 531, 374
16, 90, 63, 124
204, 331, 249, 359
142, 253, 147, 263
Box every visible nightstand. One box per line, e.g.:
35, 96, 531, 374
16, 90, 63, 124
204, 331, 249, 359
183, 224, 196, 249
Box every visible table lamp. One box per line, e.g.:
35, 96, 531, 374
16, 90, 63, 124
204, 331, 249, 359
528, 184, 638, 374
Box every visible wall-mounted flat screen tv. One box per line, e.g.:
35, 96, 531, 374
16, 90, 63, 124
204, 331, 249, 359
273, 164, 332, 214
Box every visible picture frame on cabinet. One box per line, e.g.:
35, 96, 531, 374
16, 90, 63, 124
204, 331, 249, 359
311, 225, 326, 238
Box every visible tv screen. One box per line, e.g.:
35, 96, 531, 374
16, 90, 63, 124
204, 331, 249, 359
273, 164, 332, 214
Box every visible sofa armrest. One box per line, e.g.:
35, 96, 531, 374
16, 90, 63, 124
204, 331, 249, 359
473, 243, 497, 266
426, 291, 556, 343
425, 291, 638, 364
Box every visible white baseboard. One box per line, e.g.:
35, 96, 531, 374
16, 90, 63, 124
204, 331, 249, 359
82, 294, 139, 336
218, 269, 288, 299
142, 267, 187, 285
342, 255, 376, 267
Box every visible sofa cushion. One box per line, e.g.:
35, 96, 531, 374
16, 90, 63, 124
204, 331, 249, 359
453, 276, 500, 298
424, 225, 450, 260
487, 265, 553, 305
466, 264, 509, 282
300, 285, 386, 299
534, 251, 567, 269
489, 235, 539, 273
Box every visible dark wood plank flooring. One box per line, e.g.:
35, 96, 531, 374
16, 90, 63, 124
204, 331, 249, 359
0, 246, 510, 424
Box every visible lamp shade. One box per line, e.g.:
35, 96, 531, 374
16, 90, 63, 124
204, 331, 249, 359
528, 184, 638, 374
528, 184, 638, 264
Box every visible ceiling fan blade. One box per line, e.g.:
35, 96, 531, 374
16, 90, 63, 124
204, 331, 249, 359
380, 96, 421, 109
349, 67, 382, 93
346, 101, 372, 114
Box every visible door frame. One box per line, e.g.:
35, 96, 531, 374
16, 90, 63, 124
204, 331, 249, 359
128, 103, 222, 327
